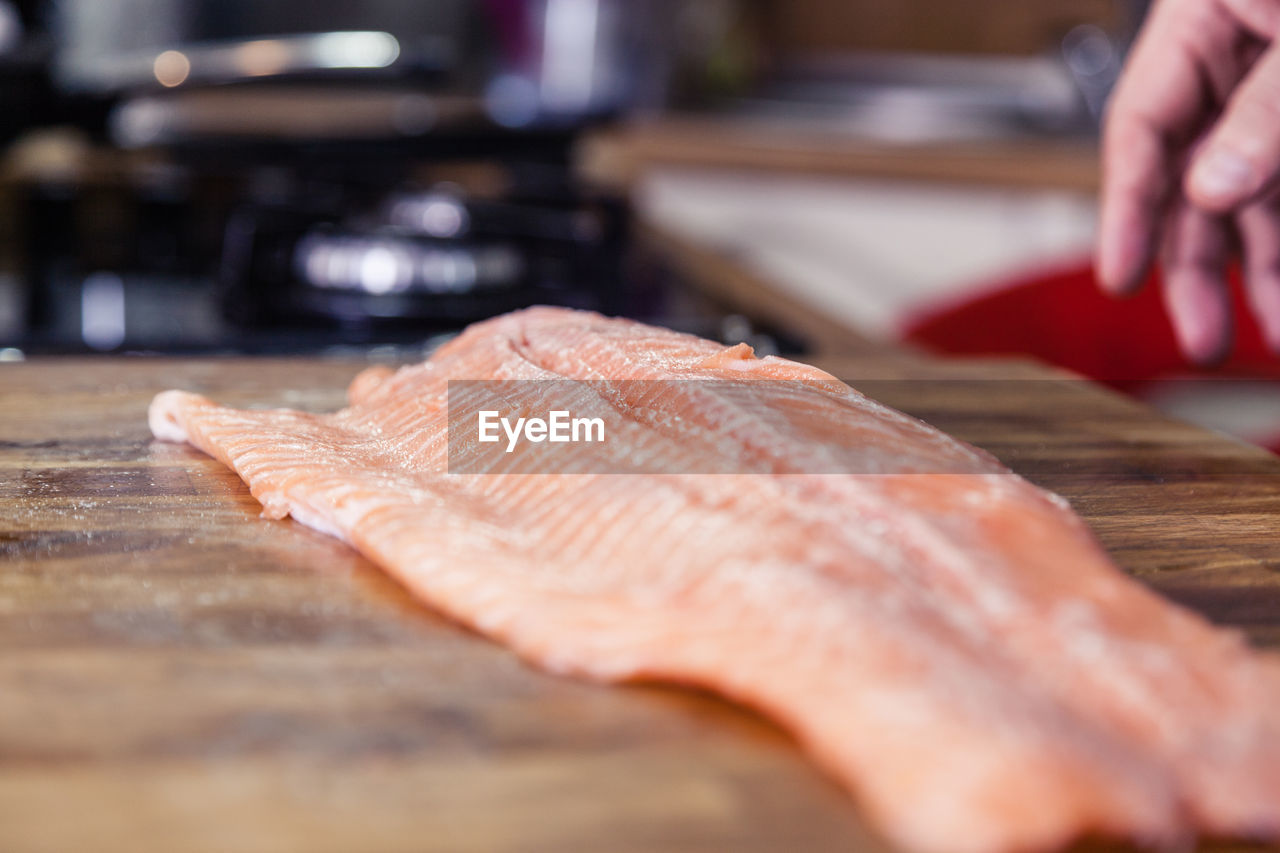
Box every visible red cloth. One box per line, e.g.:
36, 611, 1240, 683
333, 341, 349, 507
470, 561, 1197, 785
903, 262, 1278, 388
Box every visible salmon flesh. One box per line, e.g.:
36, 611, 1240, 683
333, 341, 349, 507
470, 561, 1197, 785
148, 307, 1280, 853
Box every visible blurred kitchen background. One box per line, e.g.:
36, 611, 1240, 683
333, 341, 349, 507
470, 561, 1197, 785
6, 0, 1280, 448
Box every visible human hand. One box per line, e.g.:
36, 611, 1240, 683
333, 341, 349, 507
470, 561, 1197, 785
1097, 0, 1280, 363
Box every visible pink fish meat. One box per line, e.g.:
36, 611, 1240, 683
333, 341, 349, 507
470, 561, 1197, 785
149, 307, 1280, 853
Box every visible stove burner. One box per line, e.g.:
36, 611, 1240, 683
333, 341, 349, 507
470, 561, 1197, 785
294, 230, 525, 295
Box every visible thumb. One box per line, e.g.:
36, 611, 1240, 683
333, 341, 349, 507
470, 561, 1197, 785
1187, 44, 1280, 212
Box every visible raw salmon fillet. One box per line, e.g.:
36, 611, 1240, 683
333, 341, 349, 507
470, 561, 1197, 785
149, 307, 1280, 853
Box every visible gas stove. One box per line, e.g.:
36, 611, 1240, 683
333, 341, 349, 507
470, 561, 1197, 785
3, 136, 681, 355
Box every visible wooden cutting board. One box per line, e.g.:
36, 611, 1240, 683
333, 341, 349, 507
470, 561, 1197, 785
2, 355, 1279, 853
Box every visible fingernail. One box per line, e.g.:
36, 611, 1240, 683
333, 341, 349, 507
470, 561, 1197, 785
1191, 148, 1255, 203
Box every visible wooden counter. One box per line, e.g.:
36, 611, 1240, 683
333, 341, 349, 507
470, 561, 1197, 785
579, 117, 1101, 193
3, 355, 1279, 852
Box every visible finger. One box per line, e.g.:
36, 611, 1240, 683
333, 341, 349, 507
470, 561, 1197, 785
1160, 199, 1235, 364
1097, 0, 1241, 294
1218, 0, 1280, 41
1187, 43, 1280, 211
1098, 107, 1176, 295
1237, 197, 1280, 351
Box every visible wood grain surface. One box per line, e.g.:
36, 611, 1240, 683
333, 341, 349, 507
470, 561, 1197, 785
578, 117, 1101, 193
2, 355, 1279, 853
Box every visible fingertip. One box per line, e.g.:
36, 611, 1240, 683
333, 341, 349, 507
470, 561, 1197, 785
1096, 264, 1142, 298
1187, 146, 1259, 213
1182, 315, 1233, 366
1095, 232, 1147, 297
1174, 316, 1231, 366
1180, 325, 1232, 367
1165, 277, 1233, 366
